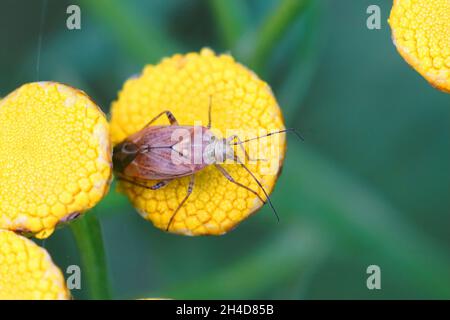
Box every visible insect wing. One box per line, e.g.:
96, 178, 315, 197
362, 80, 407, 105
124, 126, 198, 180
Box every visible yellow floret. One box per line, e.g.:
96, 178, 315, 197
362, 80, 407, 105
0, 230, 70, 299
110, 48, 286, 235
389, 0, 450, 93
0, 82, 112, 239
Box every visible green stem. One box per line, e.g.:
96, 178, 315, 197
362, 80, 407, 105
81, 0, 181, 64
70, 211, 112, 299
209, 0, 248, 48
277, 0, 323, 119
249, 0, 310, 72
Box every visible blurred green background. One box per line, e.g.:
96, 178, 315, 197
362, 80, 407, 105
0, 0, 449, 299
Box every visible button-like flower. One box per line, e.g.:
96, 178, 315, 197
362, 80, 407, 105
389, 0, 450, 93
0, 230, 70, 299
110, 48, 286, 235
0, 82, 112, 239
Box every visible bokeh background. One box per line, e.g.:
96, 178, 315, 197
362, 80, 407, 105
0, 0, 449, 299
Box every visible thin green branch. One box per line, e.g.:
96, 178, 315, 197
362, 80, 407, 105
70, 212, 112, 299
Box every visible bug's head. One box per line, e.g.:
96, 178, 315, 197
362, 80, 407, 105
112, 141, 139, 173
204, 135, 234, 164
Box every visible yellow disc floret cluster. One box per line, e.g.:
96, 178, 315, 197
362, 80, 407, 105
110, 48, 286, 235
0, 82, 111, 239
0, 230, 70, 299
389, 0, 450, 93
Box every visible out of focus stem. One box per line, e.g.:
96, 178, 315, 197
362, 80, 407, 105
249, 0, 310, 72
81, 0, 181, 64
70, 211, 112, 299
209, 0, 247, 48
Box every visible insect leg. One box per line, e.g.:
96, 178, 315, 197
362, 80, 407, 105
142, 110, 179, 129
227, 135, 266, 162
234, 155, 280, 222
166, 175, 195, 231
114, 111, 180, 147
117, 177, 170, 190
214, 164, 265, 204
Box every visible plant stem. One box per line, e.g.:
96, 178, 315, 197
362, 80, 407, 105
277, 0, 323, 119
70, 211, 112, 299
249, 0, 310, 72
209, 0, 248, 48
81, 0, 181, 64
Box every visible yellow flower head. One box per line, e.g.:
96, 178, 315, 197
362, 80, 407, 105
0, 230, 70, 299
0, 82, 112, 239
389, 0, 450, 93
110, 48, 286, 235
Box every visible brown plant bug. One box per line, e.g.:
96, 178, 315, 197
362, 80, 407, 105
112, 97, 303, 232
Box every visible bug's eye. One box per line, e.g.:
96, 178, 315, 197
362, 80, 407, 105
122, 143, 138, 154
210, 135, 216, 142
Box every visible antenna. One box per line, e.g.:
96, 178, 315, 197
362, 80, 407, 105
231, 128, 304, 145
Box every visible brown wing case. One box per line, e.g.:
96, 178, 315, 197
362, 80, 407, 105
122, 126, 208, 180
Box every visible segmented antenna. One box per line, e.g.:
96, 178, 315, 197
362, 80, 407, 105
231, 128, 304, 145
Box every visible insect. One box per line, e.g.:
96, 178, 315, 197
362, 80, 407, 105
112, 97, 302, 231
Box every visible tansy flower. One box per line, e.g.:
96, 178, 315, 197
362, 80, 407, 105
110, 48, 286, 236
389, 0, 450, 93
0, 230, 70, 300
0, 82, 112, 239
